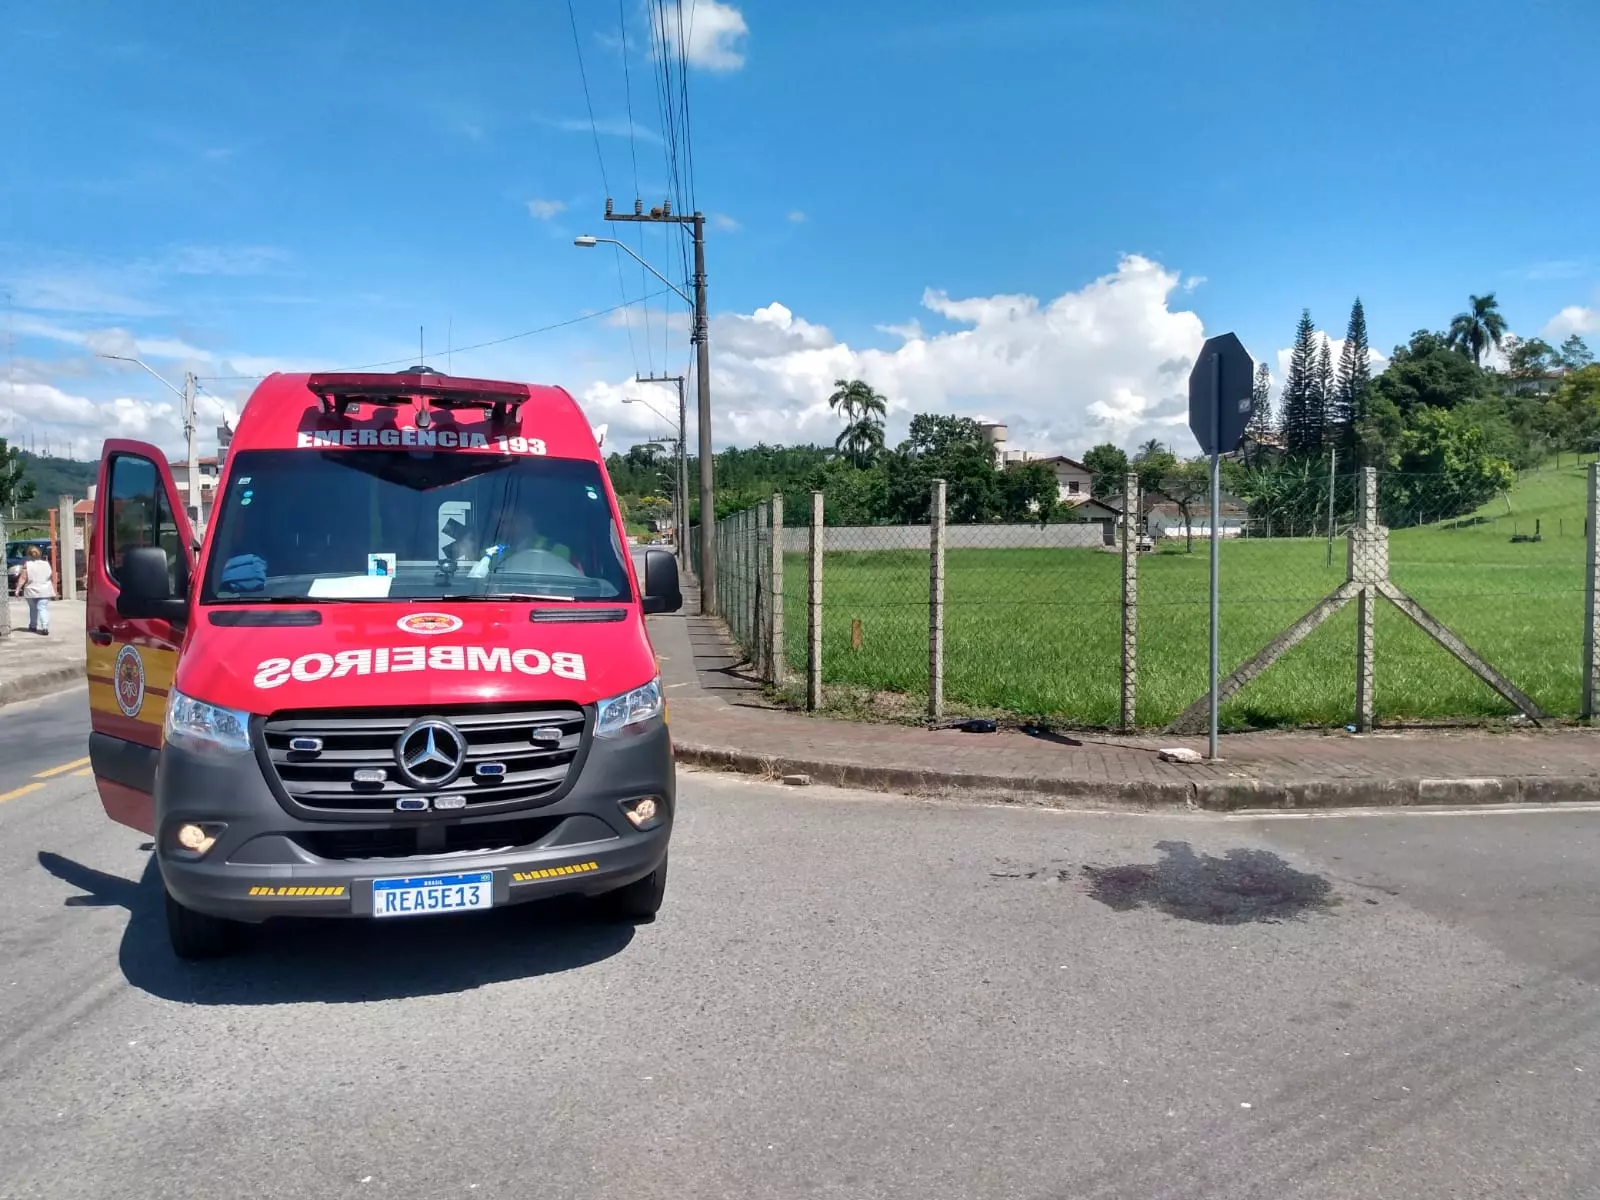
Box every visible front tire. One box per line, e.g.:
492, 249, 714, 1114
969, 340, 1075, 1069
602, 855, 667, 923
164, 887, 241, 960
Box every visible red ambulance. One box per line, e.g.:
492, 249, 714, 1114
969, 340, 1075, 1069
85, 368, 682, 958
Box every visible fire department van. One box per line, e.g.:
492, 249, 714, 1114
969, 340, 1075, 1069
85, 368, 682, 959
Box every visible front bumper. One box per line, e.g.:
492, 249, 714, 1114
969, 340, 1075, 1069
154, 718, 672, 923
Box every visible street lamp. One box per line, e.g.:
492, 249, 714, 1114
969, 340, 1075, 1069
623, 394, 674, 426
574, 236, 693, 305
575, 231, 715, 611
98, 353, 205, 532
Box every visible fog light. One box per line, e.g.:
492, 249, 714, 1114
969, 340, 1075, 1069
171, 822, 224, 858
621, 796, 662, 829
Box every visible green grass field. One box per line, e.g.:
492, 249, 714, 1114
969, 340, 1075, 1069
741, 461, 1596, 729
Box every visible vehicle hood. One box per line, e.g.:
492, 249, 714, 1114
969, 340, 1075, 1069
176, 602, 655, 714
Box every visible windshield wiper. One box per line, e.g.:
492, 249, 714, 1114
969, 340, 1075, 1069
439, 592, 580, 602
212, 595, 396, 605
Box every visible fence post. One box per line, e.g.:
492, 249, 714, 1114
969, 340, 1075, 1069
58, 494, 78, 601
753, 502, 768, 670
769, 493, 785, 688
738, 507, 750, 644
928, 478, 946, 722
1121, 470, 1139, 732
1355, 467, 1378, 732
807, 491, 824, 711
1584, 463, 1600, 720
0, 510, 9, 639
747, 506, 757, 649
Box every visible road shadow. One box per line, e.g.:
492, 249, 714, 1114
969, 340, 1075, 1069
37, 850, 635, 1005
1081, 840, 1337, 925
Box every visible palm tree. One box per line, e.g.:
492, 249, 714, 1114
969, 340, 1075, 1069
1136, 438, 1167, 461
835, 416, 886, 467
827, 378, 887, 421
826, 378, 888, 467
1448, 293, 1508, 368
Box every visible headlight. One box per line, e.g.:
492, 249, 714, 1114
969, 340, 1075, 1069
165, 690, 252, 755
594, 677, 664, 737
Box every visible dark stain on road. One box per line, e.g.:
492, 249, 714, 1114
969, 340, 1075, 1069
1081, 840, 1337, 925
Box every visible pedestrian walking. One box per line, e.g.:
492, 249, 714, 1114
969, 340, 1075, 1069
15, 545, 55, 635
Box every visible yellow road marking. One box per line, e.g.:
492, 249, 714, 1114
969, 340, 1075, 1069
34, 756, 90, 780
0, 782, 45, 805
72, 768, 93, 777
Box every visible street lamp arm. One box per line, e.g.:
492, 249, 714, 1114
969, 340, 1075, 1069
574, 237, 693, 306
623, 395, 675, 426
96, 353, 187, 403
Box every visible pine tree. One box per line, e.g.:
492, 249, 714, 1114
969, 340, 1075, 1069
1245, 361, 1273, 458
1333, 297, 1370, 450
1315, 338, 1335, 448
1281, 309, 1322, 454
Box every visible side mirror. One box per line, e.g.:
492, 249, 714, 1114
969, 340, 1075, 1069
116, 546, 188, 624
641, 548, 683, 615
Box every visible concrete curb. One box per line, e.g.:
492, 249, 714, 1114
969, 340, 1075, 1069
674, 742, 1600, 812
0, 665, 85, 709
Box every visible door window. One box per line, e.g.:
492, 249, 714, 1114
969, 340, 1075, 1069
106, 454, 182, 591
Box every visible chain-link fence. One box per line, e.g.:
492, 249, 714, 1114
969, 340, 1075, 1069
703, 459, 1600, 731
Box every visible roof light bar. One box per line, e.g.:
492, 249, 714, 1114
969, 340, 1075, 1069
305, 371, 534, 420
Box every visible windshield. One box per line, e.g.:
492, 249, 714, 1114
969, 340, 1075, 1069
202, 449, 632, 604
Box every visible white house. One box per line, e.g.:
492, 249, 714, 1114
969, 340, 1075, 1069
1029, 455, 1097, 505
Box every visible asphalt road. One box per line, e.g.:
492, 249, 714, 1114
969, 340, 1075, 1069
3, 688, 1599, 1199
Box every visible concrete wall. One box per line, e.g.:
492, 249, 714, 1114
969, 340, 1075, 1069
779, 522, 1113, 552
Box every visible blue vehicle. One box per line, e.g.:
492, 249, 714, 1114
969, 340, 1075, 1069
6, 538, 53, 588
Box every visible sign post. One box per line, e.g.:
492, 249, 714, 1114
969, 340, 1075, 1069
1188, 332, 1256, 760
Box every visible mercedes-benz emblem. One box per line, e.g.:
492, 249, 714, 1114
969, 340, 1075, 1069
394, 718, 467, 789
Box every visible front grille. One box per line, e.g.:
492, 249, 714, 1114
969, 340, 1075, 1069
293, 814, 567, 861
260, 704, 587, 817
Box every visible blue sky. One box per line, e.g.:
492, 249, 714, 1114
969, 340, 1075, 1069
3, 0, 1597, 462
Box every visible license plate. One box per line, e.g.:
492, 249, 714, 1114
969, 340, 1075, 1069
371, 871, 494, 918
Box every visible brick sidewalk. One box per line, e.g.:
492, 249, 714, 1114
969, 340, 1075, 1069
648, 586, 1600, 811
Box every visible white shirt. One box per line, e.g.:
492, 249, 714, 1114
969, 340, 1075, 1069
19, 560, 53, 599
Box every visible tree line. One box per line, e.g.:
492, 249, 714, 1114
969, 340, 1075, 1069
1086, 295, 1598, 536
608, 302, 1599, 538
586, 299, 1600, 546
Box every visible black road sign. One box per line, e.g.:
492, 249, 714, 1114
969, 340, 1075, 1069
1188, 332, 1255, 456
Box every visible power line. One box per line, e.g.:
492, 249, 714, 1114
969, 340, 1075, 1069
618, 0, 654, 376
567, 0, 640, 378
647, 0, 696, 364
194, 289, 674, 383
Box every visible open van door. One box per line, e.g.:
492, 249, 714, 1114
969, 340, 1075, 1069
86, 440, 196, 834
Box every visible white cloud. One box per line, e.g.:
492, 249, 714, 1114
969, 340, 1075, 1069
1543, 306, 1600, 339
526, 198, 567, 220
543, 116, 662, 144
876, 319, 924, 342
659, 0, 748, 71
711, 213, 741, 232
7, 271, 164, 318
1520, 260, 1586, 282
787, 211, 806, 223
167, 245, 289, 276
0, 374, 244, 463
1272, 331, 1388, 400
604, 306, 691, 336
577, 253, 1214, 455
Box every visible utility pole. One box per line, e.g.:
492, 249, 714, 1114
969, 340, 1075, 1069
604, 198, 716, 614
99, 353, 205, 533
636, 372, 689, 577
184, 371, 203, 534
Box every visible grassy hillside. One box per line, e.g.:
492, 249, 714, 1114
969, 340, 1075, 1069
9, 453, 98, 518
